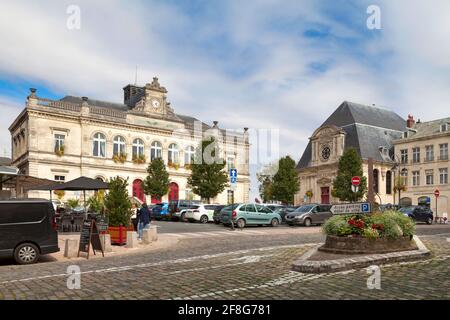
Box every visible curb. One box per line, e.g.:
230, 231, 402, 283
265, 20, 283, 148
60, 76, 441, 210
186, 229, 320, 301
292, 235, 431, 274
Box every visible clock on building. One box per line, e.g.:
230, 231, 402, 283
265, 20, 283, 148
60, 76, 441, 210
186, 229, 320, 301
151, 99, 160, 109
321, 146, 331, 160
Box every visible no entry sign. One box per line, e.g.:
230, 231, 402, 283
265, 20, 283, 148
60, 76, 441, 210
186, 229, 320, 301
352, 176, 361, 186
435, 189, 440, 197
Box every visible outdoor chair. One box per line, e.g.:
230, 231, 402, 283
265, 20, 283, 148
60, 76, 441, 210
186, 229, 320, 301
72, 215, 85, 232
61, 215, 73, 232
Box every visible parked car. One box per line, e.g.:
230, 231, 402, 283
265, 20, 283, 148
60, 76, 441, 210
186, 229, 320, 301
263, 204, 298, 222
399, 206, 434, 224
152, 203, 169, 220
0, 199, 60, 264
285, 204, 333, 227
169, 200, 202, 221
185, 204, 217, 223
220, 203, 282, 228
208, 205, 226, 224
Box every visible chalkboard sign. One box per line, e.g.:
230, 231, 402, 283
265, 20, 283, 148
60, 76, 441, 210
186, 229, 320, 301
78, 219, 105, 259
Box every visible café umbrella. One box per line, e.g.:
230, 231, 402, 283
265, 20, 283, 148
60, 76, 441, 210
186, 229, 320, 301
31, 176, 109, 214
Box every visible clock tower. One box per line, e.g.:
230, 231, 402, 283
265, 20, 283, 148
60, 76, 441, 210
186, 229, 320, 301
126, 77, 176, 118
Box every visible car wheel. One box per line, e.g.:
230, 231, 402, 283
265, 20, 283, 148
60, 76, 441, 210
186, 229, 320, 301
304, 218, 312, 227
14, 243, 39, 265
180, 213, 186, 222
426, 217, 433, 225
200, 215, 208, 224
270, 218, 279, 227
237, 219, 246, 229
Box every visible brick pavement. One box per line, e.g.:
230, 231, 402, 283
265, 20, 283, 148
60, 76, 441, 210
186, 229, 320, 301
0, 232, 448, 300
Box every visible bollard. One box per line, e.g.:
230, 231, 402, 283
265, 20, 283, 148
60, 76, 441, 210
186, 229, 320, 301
64, 239, 79, 258
125, 231, 138, 248
100, 234, 112, 252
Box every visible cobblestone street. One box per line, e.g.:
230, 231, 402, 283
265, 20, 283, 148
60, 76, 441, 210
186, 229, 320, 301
0, 225, 449, 300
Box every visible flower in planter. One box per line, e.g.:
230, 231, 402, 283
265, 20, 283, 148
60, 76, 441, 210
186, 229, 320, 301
113, 152, 127, 163
55, 145, 65, 156
132, 154, 146, 164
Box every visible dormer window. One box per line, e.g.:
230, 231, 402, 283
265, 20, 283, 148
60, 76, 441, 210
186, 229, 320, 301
441, 123, 448, 132
403, 131, 408, 138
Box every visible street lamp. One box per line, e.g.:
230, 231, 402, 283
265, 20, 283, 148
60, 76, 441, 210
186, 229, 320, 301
391, 154, 403, 208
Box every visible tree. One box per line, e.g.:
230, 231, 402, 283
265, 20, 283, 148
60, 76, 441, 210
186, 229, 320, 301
256, 162, 278, 202
104, 177, 132, 227
142, 158, 170, 202
87, 193, 105, 213
271, 156, 300, 205
187, 137, 228, 204
259, 176, 273, 202
332, 148, 368, 202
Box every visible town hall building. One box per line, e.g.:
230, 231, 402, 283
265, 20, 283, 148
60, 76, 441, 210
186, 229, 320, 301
9, 78, 250, 204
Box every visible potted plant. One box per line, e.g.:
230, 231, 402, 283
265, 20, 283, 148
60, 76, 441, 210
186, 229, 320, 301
168, 160, 180, 170
305, 190, 313, 200
55, 145, 65, 156
104, 177, 133, 245
132, 154, 146, 164
113, 152, 127, 164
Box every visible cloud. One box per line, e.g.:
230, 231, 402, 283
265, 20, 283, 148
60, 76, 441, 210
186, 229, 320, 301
1, 0, 450, 200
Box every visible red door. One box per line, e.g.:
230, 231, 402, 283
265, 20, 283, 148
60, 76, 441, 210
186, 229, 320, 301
321, 187, 330, 204
132, 179, 146, 203
168, 183, 179, 202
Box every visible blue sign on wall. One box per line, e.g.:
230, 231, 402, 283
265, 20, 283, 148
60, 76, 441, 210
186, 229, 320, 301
230, 169, 237, 178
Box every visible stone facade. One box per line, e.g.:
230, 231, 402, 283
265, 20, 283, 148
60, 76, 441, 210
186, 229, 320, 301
393, 116, 450, 217
9, 78, 250, 204
295, 102, 406, 206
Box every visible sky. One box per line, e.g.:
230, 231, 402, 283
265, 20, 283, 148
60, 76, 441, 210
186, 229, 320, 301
1, 0, 450, 200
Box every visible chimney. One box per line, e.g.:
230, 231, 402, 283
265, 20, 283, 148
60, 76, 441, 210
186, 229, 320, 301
406, 114, 415, 128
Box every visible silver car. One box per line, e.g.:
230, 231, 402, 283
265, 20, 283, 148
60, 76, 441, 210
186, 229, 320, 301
285, 204, 333, 227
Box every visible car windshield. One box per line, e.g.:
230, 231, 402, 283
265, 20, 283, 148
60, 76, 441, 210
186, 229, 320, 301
295, 205, 314, 213
399, 206, 414, 213
223, 204, 240, 211
191, 205, 200, 209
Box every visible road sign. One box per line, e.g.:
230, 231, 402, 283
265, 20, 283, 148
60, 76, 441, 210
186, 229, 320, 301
352, 176, 361, 186
230, 169, 237, 178
331, 203, 371, 215
435, 189, 440, 197
230, 177, 237, 184
351, 185, 359, 193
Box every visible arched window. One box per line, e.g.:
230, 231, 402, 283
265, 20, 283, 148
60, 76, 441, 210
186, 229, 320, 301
373, 169, 379, 193
93, 133, 106, 157
132, 138, 145, 158
184, 146, 195, 165
386, 171, 392, 195
168, 143, 179, 165
113, 136, 126, 155
150, 141, 162, 161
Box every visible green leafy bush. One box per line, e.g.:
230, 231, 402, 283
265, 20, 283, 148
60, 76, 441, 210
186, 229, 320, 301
362, 227, 380, 239
323, 215, 352, 236
104, 177, 132, 227
66, 199, 80, 209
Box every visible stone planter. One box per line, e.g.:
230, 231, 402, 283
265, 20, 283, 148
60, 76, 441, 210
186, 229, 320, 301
319, 235, 417, 254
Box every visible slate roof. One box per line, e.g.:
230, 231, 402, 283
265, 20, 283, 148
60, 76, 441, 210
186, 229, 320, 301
401, 117, 450, 140
321, 101, 406, 131
59, 96, 212, 130
297, 101, 405, 169
0, 157, 11, 166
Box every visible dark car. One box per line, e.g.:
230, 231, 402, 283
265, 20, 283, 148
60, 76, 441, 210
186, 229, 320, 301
285, 204, 333, 227
169, 200, 202, 221
0, 199, 60, 264
208, 205, 226, 224
219, 203, 241, 225
151, 203, 169, 220
399, 206, 434, 224
272, 206, 299, 222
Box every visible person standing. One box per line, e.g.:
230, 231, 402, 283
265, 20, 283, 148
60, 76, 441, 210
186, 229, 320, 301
131, 203, 140, 232
137, 203, 151, 240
